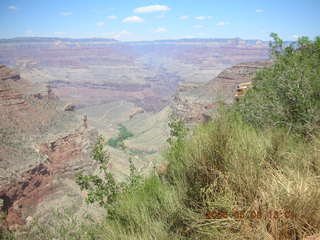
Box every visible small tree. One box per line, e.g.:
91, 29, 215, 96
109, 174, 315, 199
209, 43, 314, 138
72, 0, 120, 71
76, 136, 118, 206
167, 114, 188, 145
76, 135, 142, 208
269, 32, 284, 58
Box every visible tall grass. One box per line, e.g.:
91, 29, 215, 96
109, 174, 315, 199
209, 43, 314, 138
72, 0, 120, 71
18, 108, 320, 240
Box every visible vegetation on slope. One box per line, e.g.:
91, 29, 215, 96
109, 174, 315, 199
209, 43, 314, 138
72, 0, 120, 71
7, 33, 320, 240
107, 124, 134, 149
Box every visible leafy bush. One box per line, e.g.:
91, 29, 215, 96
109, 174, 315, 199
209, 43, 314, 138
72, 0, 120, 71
76, 135, 118, 206
236, 33, 320, 136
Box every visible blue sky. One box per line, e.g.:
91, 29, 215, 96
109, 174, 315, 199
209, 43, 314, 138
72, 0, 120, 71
0, 0, 319, 41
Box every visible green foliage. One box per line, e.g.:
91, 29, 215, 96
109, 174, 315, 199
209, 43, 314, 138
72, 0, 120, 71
124, 158, 143, 192
269, 32, 284, 58
107, 124, 134, 149
76, 135, 118, 206
0, 229, 14, 240
105, 175, 184, 238
106, 138, 118, 148
76, 135, 143, 208
236, 34, 320, 136
167, 114, 188, 144
119, 125, 134, 139
165, 115, 189, 183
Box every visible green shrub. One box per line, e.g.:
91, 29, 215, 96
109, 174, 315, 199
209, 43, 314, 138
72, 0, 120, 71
76, 135, 142, 208
76, 135, 119, 206
236, 33, 320, 136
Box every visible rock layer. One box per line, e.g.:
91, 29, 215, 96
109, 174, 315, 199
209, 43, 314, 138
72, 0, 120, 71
0, 65, 97, 229
0, 128, 96, 227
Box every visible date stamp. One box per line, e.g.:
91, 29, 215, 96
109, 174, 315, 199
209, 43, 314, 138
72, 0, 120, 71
205, 209, 295, 220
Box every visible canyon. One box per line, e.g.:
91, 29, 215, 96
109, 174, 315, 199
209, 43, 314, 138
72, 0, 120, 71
0, 37, 270, 229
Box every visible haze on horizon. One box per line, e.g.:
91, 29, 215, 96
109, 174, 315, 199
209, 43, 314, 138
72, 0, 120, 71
0, 0, 319, 41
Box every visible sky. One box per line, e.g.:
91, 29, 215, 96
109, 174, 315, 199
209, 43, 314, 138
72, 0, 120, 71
0, 0, 319, 41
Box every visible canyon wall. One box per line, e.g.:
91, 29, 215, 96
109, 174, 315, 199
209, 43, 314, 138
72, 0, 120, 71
0, 65, 99, 230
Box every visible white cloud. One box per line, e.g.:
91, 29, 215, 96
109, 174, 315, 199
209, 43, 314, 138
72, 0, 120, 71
179, 16, 189, 20
154, 27, 167, 33
8, 5, 17, 10
133, 5, 170, 14
107, 15, 118, 20
193, 25, 204, 28
96, 21, 106, 27
291, 34, 299, 39
216, 21, 230, 26
60, 12, 72, 16
122, 16, 144, 23
255, 9, 264, 13
195, 16, 206, 20
195, 16, 213, 20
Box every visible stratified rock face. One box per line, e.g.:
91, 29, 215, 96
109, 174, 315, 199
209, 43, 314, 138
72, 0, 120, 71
0, 65, 98, 228
0, 129, 96, 227
0, 64, 20, 81
171, 61, 272, 124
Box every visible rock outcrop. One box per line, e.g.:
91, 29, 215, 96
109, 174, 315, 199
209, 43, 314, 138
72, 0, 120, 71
234, 81, 252, 101
64, 103, 76, 111
171, 62, 272, 124
0, 65, 20, 81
